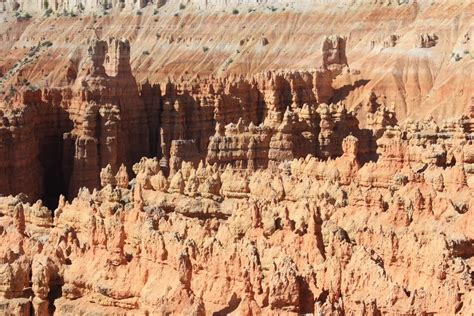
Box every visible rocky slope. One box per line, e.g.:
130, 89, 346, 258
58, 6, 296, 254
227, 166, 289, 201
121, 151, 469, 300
0, 0, 473, 315
0, 0, 472, 120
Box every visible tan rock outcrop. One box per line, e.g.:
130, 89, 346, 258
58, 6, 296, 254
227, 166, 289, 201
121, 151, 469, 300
0, 120, 473, 313
0, 38, 159, 205
416, 33, 439, 48
322, 35, 348, 77
0, 34, 356, 204
0, 3, 473, 315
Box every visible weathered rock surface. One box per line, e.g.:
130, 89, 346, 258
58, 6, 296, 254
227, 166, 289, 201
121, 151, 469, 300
0, 1, 473, 315
1, 0, 472, 120
0, 37, 157, 205
0, 35, 352, 203
0, 125, 473, 314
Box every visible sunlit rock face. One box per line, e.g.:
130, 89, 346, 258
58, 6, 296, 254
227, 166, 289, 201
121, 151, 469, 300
1, 124, 473, 314
0, 1, 473, 314
0, 38, 155, 204
0, 34, 351, 202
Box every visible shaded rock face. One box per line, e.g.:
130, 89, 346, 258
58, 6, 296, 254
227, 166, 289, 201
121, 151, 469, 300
416, 33, 438, 48
0, 90, 71, 207
63, 38, 152, 200
322, 35, 348, 75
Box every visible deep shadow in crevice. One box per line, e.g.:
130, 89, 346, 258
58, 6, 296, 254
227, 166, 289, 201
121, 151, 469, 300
47, 282, 63, 315
38, 106, 72, 210
317, 289, 329, 304
212, 293, 241, 316
330, 79, 370, 104
298, 276, 315, 314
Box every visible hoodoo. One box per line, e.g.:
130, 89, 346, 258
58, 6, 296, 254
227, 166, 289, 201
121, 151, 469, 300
0, 0, 473, 314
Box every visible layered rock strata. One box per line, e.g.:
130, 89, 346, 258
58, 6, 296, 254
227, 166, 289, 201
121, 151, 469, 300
0, 35, 353, 204
0, 0, 472, 122
0, 1, 472, 315
2, 33, 472, 208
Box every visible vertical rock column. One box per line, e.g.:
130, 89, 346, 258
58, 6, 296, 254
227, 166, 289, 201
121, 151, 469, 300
107, 38, 151, 165
0, 106, 43, 201
64, 103, 101, 199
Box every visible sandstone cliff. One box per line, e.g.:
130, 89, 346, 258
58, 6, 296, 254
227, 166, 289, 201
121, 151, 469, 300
0, 38, 158, 205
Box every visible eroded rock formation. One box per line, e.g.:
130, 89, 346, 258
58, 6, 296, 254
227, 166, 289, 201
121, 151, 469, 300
0, 35, 353, 204
0, 2, 473, 314
0, 37, 158, 205
0, 124, 472, 314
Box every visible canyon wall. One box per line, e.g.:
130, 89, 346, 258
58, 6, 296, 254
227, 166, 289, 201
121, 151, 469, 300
1, 35, 357, 205
0, 37, 159, 204
1, 26, 472, 205
0, 2, 472, 315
